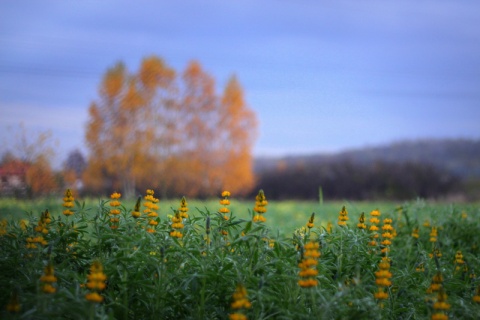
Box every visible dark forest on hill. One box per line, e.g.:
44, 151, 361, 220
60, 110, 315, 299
252, 139, 480, 201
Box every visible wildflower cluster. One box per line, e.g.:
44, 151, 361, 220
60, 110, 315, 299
85, 261, 107, 303
298, 241, 320, 288
109, 192, 121, 230
252, 189, 268, 222
0, 190, 479, 319
229, 284, 251, 320
62, 188, 75, 216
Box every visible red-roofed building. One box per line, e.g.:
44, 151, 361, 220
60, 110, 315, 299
0, 160, 30, 197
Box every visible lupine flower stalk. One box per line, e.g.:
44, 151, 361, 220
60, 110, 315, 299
143, 189, 159, 233
307, 212, 315, 230
298, 241, 320, 288
219, 191, 231, 221
369, 210, 381, 247
85, 261, 107, 303
179, 196, 189, 219
131, 196, 142, 219
170, 211, 184, 238
109, 192, 121, 230
374, 257, 392, 300
62, 189, 75, 216
357, 212, 366, 229
380, 218, 394, 255
229, 284, 251, 320
337, 206, 348, 227
431, 287, 450, 320
40, 263, 57, 294
252, 190, 268, 222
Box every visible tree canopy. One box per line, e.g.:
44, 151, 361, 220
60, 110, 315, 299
84, 56, 258, 197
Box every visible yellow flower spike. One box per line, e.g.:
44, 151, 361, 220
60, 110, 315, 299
40, 263, 57, 294
430, 226, 438, 242
62, 189, 75, 216
298, 240, 320, 288
229, 283, 251, 320
357, 212, 366, 229
337, 206, 349, 226
307, 212, 315, 229
6, 290, 21, 313
142, 189, 160, 231
85, 260, 107, 302
179, 196, 189, 218
473, 284, 480, 303
412, 227, 420, 239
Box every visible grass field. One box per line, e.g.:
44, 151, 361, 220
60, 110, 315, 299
1, 191, 479, 319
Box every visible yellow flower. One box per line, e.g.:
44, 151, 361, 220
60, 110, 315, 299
374, 288, 388, 300
370, 209, 380, 217
411, 227, 420, 238
85, 292, 104, 303
298, 278, 318, 288
253, 214, 266, 223
110, 192, 121, 199
219, 207, 230, 214
222, 191, 231, 197
5, 291, 21, 313
370, 217, 380, 224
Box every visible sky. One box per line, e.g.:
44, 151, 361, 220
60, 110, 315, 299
1, 0, 480, 168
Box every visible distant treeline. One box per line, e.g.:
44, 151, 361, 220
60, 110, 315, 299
252, 160, 462, 200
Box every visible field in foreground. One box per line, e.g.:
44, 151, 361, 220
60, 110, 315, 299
0, 192, 479, 319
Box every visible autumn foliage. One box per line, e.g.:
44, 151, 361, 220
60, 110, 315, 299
84, 56, 258, 197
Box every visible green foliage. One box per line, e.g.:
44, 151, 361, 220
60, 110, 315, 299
0, 197, 479, 319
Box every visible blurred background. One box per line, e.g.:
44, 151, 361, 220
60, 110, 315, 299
1, 1, 479, 200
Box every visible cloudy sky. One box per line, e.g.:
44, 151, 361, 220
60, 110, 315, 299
1, 1, 480, 167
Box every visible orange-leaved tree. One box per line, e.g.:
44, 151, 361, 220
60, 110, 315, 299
84, 56, 257, 197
